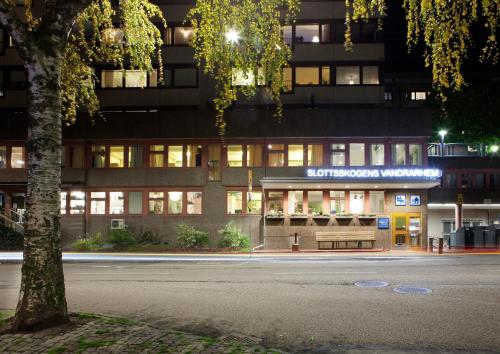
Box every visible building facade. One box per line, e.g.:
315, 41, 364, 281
1, 0, 498, 249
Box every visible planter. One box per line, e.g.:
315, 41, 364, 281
290, 214, 308, 219
266, 214, 284, 219
312, 215, 330, 220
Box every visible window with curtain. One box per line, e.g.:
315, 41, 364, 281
149, 145, 164, 168
227, 191, 243, 214
288, 191, 303, 214
392, 144, 406, 165
187, 192, 202, 214
362, 66, 379, 84
288, 145, 304, 166
208, 144, 221, 181
370, 144, 384, 166
149, 192, 164, 214
11, 146, 25, 168
268, 144, 285, 167
128, 145, 143, 168
91, 145, 106, 168
227, 145, 244, 167
349, 143, 365, 166
128, 192, 143, 214
69, 146, 85, 168
307, 144, 323, 166
168, 146, 183, 167
168, 191, 183, 214
409, 144, 422, 165
247, 144, 262, 167
186, 145, 202, 167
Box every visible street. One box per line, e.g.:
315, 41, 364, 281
1, 253, 500, 353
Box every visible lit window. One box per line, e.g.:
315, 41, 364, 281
149, 192, 164, 214
267, 191, 284, 215
232, 68, 265, 86
392, 144, 406, 166
295, 24, 320, 43
268, 144, 285, 167
11, 146, 25, 168
370, 144, 384, 166
90, 192, 106, 215
321, 66, 331, 85
308, 191, 323, 215
187, 192, 202, 214
369, 191, 384, 213
288, 190, 304, 214
70, 191, 85, 214
174, 27, 194, 45
362, 66, 379, 85
208, 144, 221, 181
128, 145, 143, 168
308, 144, 323, 167
102, 28, 124, 45
101, 70, 123, 88
349, 191, 365, 214
330, 191, 345, 215
186, 145, 202, 167
349, 143, 365, 166
60, 192, 67, 215
247, 145, 262, 167
288, 145, 304, 166
410, 91, 427, 100
164, 27, 173, 45
168, 146, 183, 167
227, 145, 243, 167
336, 66, 360, 85
168, 191, 183, 214
384, 91, 393, 101
109, 146, 125, 168
330, 144, 345, 166
409, 144, 422, 165
109, 192, 124, 214
227, 191, 243, 214
128, 192, 143, 214
125, 70, 147, 88
91, 145, 106, 168
295, 67, 319, 85
0, 146, 7, 168
282, 67, 293, 92
149, 145, 164, 168
247, 191, 262, 214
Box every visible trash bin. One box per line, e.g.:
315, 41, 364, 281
455, 227, 474, 247
473, 226, 488, 248
485, 224, 500, 248
449, 232, 457, 248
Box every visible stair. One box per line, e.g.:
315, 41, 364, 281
0, 213, 24, 234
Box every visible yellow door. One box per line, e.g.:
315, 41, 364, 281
391, 212, 422, 247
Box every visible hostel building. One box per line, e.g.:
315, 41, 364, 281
1, 0, 498, 249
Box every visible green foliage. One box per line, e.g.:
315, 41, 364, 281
0, 224, 23, 251
187, 0, 300, 135
135, 227, 161, 245
175, 223, 209, 249
108, 229, 137, 247
0, 310, 15, 326
71, 232, 103, 252
218, 221, 250, 249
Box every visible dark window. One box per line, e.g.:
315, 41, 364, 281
0, 71, 4, 97
8, 70, 27, 89
460, 173, 471, 188
475, 173, 486, 188
164, 67, 198, 88
0, 27, 4, 54
384, 91, 392, 101
445, 173, 456, 188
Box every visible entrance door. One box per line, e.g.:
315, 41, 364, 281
391, 212, 422, 248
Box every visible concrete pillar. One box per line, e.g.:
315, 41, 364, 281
455, 203, 463, 231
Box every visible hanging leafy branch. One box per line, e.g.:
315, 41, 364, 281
187, 0, 300, 135
344, 0, 386, 51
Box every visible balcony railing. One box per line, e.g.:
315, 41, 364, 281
428, 143, 484, 157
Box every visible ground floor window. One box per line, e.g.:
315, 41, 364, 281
109, 192, 124, 214
349, 191, 365, 214
369, 191, 384, 213
329, 191, 346, 215
227, 191, 243, 214
168, 191, 183, 214
60, 192, 67, 215
149, 192, 164, 214
247, 191, 262, 214
308, 191, 323, 215
90, 192, 106, 215
187, 192, 202, 214
288, 190, 304, 214
128, 192, 143, 214
268, 192, 284, 215
70, 191, 85, 214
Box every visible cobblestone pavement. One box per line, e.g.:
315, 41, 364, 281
0, 313, 286, 354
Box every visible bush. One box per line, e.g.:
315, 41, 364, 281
108, 229, 136, 248
0, 224, 23, 251
135, 228, 161, 245
218, 221, 250, 249
176, 223, 209, 249
71, 232, 103, 252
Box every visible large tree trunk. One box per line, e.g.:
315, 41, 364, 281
11, 50, 68, 331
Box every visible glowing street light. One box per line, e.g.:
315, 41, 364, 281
225, 28, 240, 44
438, 130, 447, 157
491, 145, 499, 154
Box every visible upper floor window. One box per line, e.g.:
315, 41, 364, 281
384, 91, 393, 101
102, 28, 124, 45
288, 144, 304, 167
349, 143, 365, 166
282, 26, 293, 46
149, 145, 164, 168
294, 23, 330, 43
330, 144, 345, 166
247, 144, 262, 167
128, 145, 143, 168
0, 28, 4, 54
445, 173, 457, 188
186, 145, 202, 167
370, 144, 384, 166
164, 67, 198, 87
0, 146, 6, 168
11, 146, 25, 168
336, 66, 379, 85
67, 146, 85, 168
8, 70, 27, 90
308, 144, 323, 167
227, 145, 244, 167
268, 144, 285, 167
100, 69, 157, 88
392, 144, 406, 166
295, 66, 330, 86
167, 145, 183, 167
109, 146, 125, 168
409, 144, 422, 165
165, 26, 195, 45
334, 21, 382, 43
408, 91, 429, 101
91, 145, 106, 168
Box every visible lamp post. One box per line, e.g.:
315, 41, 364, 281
438, 130, 447, 157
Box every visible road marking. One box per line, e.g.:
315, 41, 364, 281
272, 271, 377, 275
71, 272, 171, 276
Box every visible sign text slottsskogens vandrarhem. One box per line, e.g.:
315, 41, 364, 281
306, 168, 442, 179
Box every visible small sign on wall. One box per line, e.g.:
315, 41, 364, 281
410, 194, 421, 206
395, 194, 406, 206
378, 217, 390, 229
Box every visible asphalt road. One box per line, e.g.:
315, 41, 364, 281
1, 254, 500, 353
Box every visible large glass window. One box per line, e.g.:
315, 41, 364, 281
248, 191, 262, 214
109, 192, 124, 214
168, 191, 183, 214
0, 146, 7, 168
186, 145, 202, 167
208, 144, 221, 181
283, 67, 293, 92
128, 192, 143, 214
288, 145, 304, 166
268, 192, 284, 215
370, 144, 385, 166
70, 191, 85, 214
173, 27, 194, 45
227, 145, 243, 167
227, 191, 243, 214
60, 192, 67, 215
149, 192, 164, 214
329, 191, 345, 215
149, 145, 164, 168
91, 145, 106, 168
288, 191, 304, 214
336, 66, 360, 85
101, 70, 123, 88
125, 70, 147, 88
362, 66, 379, 85
330, 144, 345, 166
308, 191, 323, 215
369, 191, 384, 213
295, 24, 320, 43
168, 145, 183, 167
187, 192, 202, 214
349, 191, 365, 214
409, 144, 422, 165
392, 144, 406, 166
349, 143, 365, 166
247, 144, 262, 167
295, 67, 319, 85
90, 192, 106, 215
308, 144, 323, 167
11, 146, 25, 168
268, 144, 285, 167
128, 145, 143, 168
109, 146, 125, 168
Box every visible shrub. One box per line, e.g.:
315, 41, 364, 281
71, 232, 103, 252
108, 229, 136, 248
218, 221, 250, 249
176, 223, 209, 249
0, 224, 23, 251
135, 228, 161, 245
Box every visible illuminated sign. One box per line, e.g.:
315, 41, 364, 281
306, 168, 442, 179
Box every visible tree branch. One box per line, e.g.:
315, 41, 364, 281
0, 0, 30, 57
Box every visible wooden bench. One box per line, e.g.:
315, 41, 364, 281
316, 231, 376, 249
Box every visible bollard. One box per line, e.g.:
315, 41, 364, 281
438, 238, 444, 254
291, 232, 300, 252
428, 237, 434, 253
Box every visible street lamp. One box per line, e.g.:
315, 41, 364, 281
225, 28, 240, 44
438, 130, 447, 156
491, 145, 499, 154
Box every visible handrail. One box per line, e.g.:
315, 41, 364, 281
8, 209, 25, 224
0, 213, 24, 233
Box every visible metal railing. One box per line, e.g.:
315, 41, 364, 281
0, 212, 24, 233
428, 143, 484, 157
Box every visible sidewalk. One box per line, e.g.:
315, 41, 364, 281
0, 312, 285, 354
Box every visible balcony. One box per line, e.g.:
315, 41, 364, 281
428, 143, 484, 157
